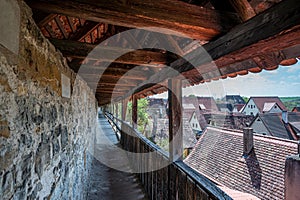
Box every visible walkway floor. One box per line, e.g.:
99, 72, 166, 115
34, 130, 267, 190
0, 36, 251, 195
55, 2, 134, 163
86, 113, 148, 200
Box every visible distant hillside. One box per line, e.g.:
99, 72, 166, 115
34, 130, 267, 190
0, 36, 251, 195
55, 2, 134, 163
280, 97, 300, 111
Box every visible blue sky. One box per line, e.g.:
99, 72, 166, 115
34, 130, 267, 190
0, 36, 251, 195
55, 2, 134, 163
153, 59, 300, 98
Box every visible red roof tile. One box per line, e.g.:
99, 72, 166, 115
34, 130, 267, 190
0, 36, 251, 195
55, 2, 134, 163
184, 127, 298, 199
248, 97, 287, 112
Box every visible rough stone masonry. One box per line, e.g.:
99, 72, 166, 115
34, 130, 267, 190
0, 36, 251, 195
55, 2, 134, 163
0, 0, 98, 199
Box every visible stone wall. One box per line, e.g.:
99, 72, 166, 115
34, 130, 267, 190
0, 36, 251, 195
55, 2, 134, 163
0, 1, 97, 199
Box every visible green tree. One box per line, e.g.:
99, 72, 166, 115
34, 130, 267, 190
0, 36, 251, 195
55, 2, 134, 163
242, 96, 249, 103
126, 98, 150, 134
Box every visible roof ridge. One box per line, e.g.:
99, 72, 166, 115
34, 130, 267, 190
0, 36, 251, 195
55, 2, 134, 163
206, 127, 298, 146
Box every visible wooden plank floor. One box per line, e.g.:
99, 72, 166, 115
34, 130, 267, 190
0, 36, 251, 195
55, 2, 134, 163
86, 113, 148, 200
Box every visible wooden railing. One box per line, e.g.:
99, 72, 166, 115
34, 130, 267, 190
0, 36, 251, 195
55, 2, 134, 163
105, 112, 232, 200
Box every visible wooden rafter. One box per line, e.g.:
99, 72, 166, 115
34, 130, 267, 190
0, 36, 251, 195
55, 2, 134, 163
54, 16, 68, 39
26, 0, 240, 41
49, 38, 178, 66
37, 14, 57, 27
69, 20, 100, 41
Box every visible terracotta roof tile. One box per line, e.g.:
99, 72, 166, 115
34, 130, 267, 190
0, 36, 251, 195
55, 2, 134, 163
248, 97, 287, 112
184, 127, 298, 199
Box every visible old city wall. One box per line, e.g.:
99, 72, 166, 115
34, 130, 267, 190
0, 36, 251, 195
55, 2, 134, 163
0, 1, 98, 199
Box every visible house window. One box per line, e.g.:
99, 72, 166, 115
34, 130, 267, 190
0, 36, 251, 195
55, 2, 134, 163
196, 124, 198, 128
250, 112, 253, 115
274, 105, 277, 109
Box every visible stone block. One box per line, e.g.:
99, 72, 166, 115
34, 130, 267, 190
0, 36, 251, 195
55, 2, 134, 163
52, 138, 61, 156
0, 116, 10, 138
21, 153, 32, 181
2, 171, 13, 198
20, 134, 33, 148
35, 143, 51, 178
61, 125, 68, 150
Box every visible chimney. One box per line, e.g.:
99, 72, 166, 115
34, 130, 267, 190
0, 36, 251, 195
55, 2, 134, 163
243, 128, 254, 155
282, 110, 288, 124
284, 141, 300, 200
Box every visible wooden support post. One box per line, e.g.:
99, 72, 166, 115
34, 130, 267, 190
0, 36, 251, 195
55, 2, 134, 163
132, 95, 138, 129
168, 79, 183, 162
122, 99, 128, 121
116, 103, 119, 119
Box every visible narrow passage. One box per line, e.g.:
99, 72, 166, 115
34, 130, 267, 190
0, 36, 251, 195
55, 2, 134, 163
87, 113, 148, 200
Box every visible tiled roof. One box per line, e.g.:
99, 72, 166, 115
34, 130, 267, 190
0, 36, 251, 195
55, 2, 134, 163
218, 186, 260, 200
184, 127, 298, 200
288, 112, 300, 122
192, 110, 208, 131
197, 97, 219, 111
250, 112, 300, 140
234, 104, 245, 112
292, 107, 300, 112
153, 110, 197, 149
203, 112, 254, 130
257, 113, 294, 140
287, 112, 300, 137
182, 96, 219, 112
224, 95, 246, 105
249, 97, 287, 112
183, 103, 196, 110
217, 103, 233, 112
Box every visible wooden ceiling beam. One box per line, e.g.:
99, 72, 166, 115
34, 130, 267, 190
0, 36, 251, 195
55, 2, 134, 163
26, 0, 239, 41
37, 13, 57, 27
122, 0, 300, 97
72, 63, 155, 74
87, 82, 139, 89
228, 0, 256, 21
86, 78, 141, 85
49, 38, 177, 66
81, 73, 147, 81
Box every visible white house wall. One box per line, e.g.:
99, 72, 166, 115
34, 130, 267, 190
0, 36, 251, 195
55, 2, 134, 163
242, 99, 259, 116
269, 104, 282, 113
190, 112, 202, 132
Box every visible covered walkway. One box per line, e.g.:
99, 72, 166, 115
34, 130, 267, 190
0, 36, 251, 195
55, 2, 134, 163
86, 113, 148, 200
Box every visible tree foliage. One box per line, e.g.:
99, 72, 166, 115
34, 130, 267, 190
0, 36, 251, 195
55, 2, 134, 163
126, 98, 150, 133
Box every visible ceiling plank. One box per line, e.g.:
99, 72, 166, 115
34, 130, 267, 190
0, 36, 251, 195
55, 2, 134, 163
49, 38, 178, 66
69, 20, 100, 41
54, 16, 68, 39
26, 0, 239, 41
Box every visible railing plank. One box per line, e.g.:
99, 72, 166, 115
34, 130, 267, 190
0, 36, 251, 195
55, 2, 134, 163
105, 112, 233, 200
